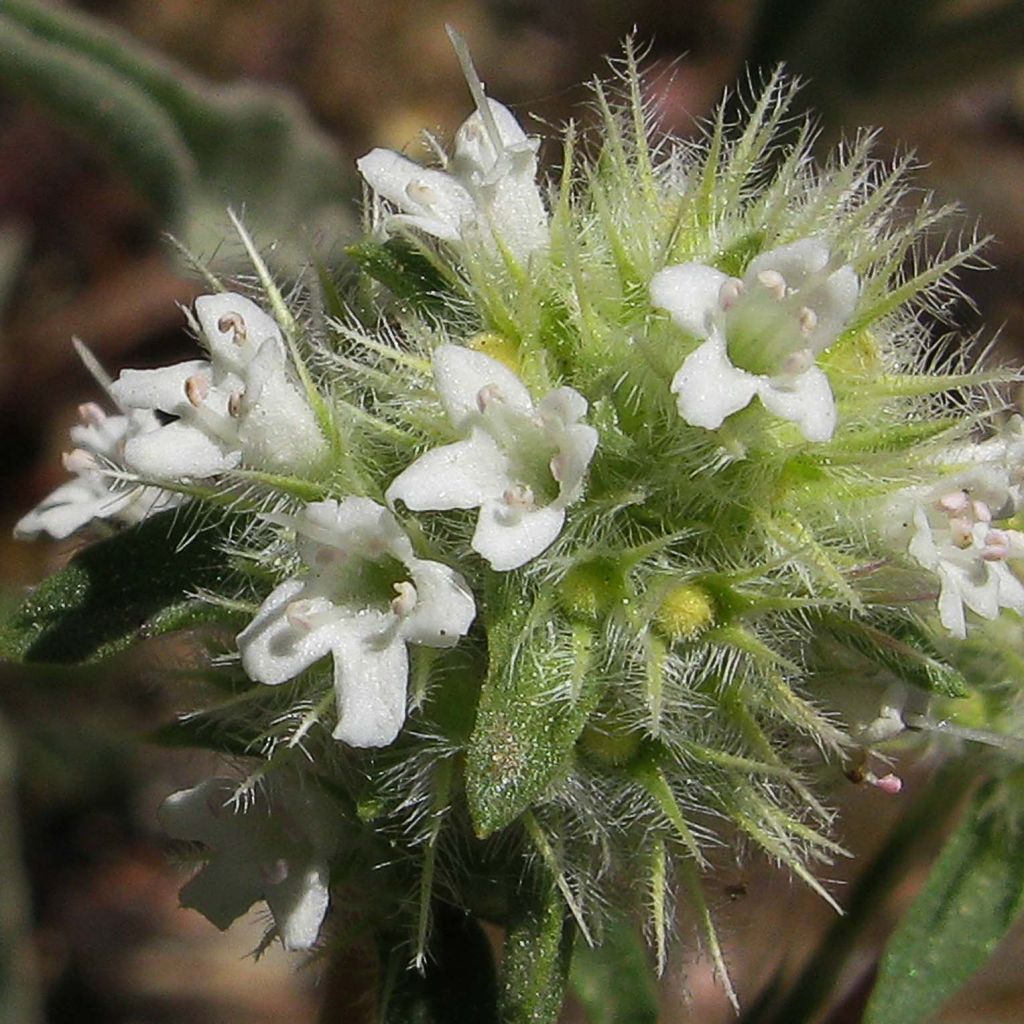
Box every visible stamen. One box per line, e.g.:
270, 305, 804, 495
78, 402, 106, 426
798, 306, 818, 335
406, 180, 437, 206
756, 269, 786, 301
550, 452, 567, 483
228, 391, 243, 418
260, 858, 290, 885
981, 529, 1010, 561
938, 490, 970, 516
62, 448, 97, 473
503, 484, 535, 508
185, 374, 210, 408
948, 517, 973, 548
286, 599, 318, 632
780, 348, 813, 375
391, 580, 418, 617
476, 383, 503, 412
868, 772, 903, 795
217, 312, 248, 344
718, 277, 745, 311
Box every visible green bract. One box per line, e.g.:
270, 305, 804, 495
10, 39, 1024, 1024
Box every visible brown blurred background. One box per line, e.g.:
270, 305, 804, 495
2, 1, 1024, 1021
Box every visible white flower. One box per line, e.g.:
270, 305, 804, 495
15, 401, 179, 540
158, 776, 337, 950
386, 346, 598, 571
887, 468, 1024, 639
357, 97, 548, 262
109, 293, 325, 480
236, 498, 476, 748
650, 238, 860, 442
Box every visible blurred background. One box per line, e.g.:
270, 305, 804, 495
1, 1, 1023, 1021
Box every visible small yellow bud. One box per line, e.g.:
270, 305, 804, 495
467, 331, 521, 373
655, 583, 715, 640
557, 559, 623, 622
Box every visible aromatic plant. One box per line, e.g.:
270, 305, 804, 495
8, 30, 1024, 1024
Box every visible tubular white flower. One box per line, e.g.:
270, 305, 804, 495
357, 98, 548, 262
236, 498, 476, 748
650, 238, 859, 441
386, 346, 599, 571
887, 467, 1024, 639
15, 402, 180, 540
109, 293, 325, 480
158, 777, 337, 950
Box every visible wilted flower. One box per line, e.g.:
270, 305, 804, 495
357, 97, 548, 261
651, 238, 859, 441
15, 401, 178, 539
237, 497, 476, 747
386, 345, 598, 571
110, 293, 325, 479
159, 776, 337, 950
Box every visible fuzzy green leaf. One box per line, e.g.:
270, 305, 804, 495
499, 877, 575, 1024
865, 778, 1024, 1024
348, 238, 456, 316
819, 612, 969, 698
380, 905, 499, 1024
570, 918, 658, 1024
1, 510, 233, 664
466, 581, 604, 837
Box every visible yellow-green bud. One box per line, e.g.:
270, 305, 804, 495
557, 558, 624, 622
655, 583, 715, 640
468, 331, 521, 373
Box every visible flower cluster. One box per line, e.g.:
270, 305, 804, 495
13, 47, 1024, 1015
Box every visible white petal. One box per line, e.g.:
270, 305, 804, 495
386, 432, 510, 511
650, 263, 727, 339
993, 561, 1024, 615
14, 479, 123, 540
670, 334, 761, 429
453, 99, 531, 174
908, 506, 941, 570
330, 622, 409, 748
123, 420, 239, 479
472, 500, 565, 571
757, 365, 837, 442
433, 344, 534, 428
746, 238, 830, 288
237, 580, 341, 685
294, 498, 408, 565
356, 150, 475, 242
551, 423, 598, 507
537, 386, 588, 426
806, 264, 860, 351
110, 360, 210, 415
402, 560, 476, 647
237, 340, 326, 473
195, 293, 285, 374
266, 862, 330, 950
936, 567, 968, 639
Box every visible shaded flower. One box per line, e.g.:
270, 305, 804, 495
159, 776, 337, 950
650, 238, 859, 441
15, 401, 179, 540
386, 345, 598, 571
357, 97, 548, 262
237, 498, 476, 747
888, 467, 1024, 639
110, 293, 325, 480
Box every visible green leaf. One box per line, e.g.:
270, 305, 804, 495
466, 580, 604, 837
380, 904, 499, 1024
865, 778, 1024, 1024
499, 875, 575, 1024
570, 917, 658, 1024
1, 510, 233, 664
819, 611, 969, 698
348, 238, 457, 316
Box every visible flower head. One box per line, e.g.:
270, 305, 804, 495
109, 293, 325, 479
651, 238, 859, 441
386, 345, 598, 571
357, 97, 548, 262
237, 498, 476, 747
15, 401, 179, 540
159, 777, 337, 950
887, 468, 1024, 638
